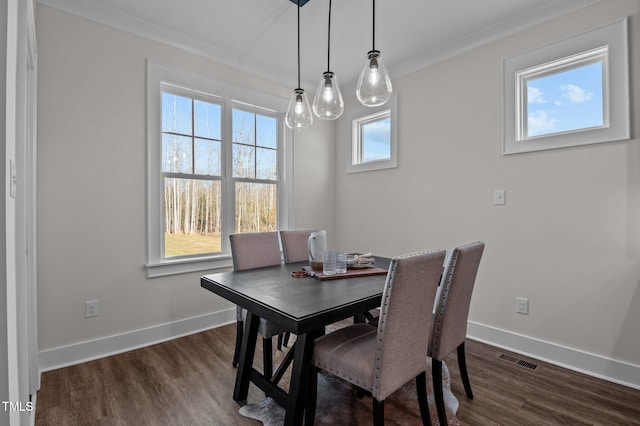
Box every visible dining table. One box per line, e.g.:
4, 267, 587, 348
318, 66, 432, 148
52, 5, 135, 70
200, 256, 391, 426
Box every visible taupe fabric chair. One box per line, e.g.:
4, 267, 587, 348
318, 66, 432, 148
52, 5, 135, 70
279, 229, 316, 263
307, 249, 446, 426
229, 232, 285, 379
429, 241, 485, 426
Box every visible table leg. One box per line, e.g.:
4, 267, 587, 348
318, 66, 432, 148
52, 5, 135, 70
284, 329, 323, 426
233, 311, 259, 403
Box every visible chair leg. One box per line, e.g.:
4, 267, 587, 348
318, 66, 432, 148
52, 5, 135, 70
262, 337, 273, 379
305, 367, 318, 426
276, 332, 291, 350
457, 342, 474, 400
416, 372, 432, 426
372, 398, 385, 426
232, 320, 243, 367
432, 358, 447, 426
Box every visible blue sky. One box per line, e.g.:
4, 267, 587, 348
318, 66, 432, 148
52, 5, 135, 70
362, 117, 391, 162
526, 62, 604, 137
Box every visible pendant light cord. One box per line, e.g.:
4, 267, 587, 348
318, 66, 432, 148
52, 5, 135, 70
326, 0, 332, 72
372, 0, 376, 51
297, 0, 301, 89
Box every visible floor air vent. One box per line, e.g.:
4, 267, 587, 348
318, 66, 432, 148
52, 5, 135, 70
498, 354, 539, 370
516, 359, 538, 370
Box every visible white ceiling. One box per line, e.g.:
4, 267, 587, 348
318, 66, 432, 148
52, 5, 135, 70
40, 0, 599, 93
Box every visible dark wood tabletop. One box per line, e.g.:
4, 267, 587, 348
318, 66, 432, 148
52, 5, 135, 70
200, 256, 391, 426
201, 257, 391, 335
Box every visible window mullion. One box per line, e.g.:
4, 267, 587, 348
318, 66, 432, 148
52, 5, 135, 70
191, 99, 196, 174
223, 102, 235, 244
253, 114, 258, 179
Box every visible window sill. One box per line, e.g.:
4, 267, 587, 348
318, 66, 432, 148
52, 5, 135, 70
146, 255, 233, 278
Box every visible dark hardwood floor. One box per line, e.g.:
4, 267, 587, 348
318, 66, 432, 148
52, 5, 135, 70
36, 322, 640, 425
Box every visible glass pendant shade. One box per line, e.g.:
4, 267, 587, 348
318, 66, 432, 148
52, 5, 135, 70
285, 88, 313, 131
356, 50, 392, 107
313, 72, 344, 120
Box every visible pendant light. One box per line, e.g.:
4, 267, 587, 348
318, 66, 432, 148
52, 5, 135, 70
285, 1, 313, 131
356, 0, 392, 107
312, 0, 344, 120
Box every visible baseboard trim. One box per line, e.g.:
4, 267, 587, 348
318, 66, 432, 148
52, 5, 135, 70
38, 308, 236, 372
467, 321, 640, 390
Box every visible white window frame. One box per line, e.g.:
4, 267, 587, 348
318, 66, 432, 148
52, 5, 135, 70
346, 95, 397, 173
146, 61, 293, 277
503, 18, 629, 155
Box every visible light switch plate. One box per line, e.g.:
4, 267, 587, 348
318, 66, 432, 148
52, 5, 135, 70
494, 189, 506, 205
516, 297, 529, 315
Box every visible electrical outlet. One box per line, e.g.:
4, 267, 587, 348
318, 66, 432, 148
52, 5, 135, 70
85, 300, 99, 318
516, 297, 529, 315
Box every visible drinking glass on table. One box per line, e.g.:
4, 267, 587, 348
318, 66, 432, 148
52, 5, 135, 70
323, 251, 337, 275
335, 252, 347, 274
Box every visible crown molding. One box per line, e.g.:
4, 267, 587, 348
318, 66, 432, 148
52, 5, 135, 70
38, 0, 601, 98
388, 0, 602, 82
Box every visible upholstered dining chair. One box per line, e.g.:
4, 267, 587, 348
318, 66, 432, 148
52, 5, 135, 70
279, 229, 316, 263
307, 249, 447, 426
229, 231, 286, 379
277, 229, 316, 349
429, 241, 485, 426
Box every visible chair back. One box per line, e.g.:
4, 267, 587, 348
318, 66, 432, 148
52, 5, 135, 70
229, 232, 282, 271
372, 249, 446, 400
429, 241, 485, 361
279, 229, 316, 263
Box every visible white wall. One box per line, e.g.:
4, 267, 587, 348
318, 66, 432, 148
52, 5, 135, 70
35, 4, 335, 356
335, 0, 640, 380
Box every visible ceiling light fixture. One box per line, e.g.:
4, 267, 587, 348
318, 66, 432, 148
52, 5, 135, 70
285, 0, 313, 131
312, 0, 344, 120
356, 0, 392, 107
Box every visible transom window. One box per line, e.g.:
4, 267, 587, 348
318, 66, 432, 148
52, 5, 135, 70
355, 110, 391, 164
518, 47, 607, 140
346, 95, 397, 173
503, 18, 629, 155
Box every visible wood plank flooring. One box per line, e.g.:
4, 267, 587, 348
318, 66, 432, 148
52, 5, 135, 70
36, 323, 640, 425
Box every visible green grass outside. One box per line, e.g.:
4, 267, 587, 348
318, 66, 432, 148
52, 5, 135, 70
165, 232, 222, 258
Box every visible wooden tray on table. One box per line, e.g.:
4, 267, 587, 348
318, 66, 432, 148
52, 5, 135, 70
303, 266, 388, 281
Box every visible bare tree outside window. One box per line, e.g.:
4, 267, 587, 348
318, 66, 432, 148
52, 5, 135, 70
161, 94, 279, 257
162, 92, 222, 257
232, 109, 278, 233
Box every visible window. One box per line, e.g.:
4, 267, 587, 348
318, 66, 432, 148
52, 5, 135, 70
503, 18, 629, 155
162, 91, 223, 258
520, 49, 605, 139
346, 95, 397, 173
147, 61, 292, 277
231, 109, 279, 233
